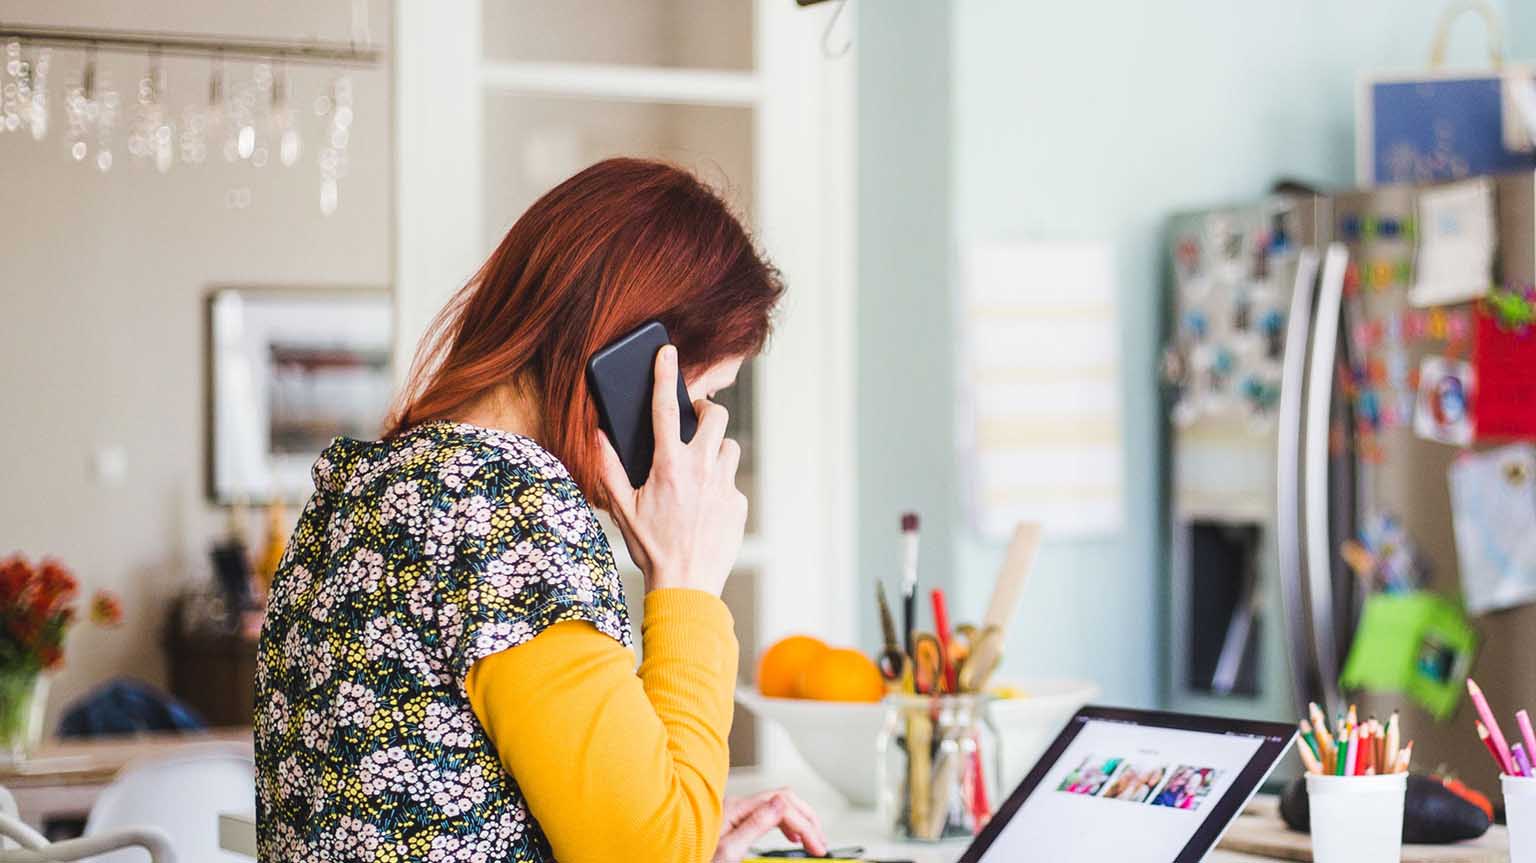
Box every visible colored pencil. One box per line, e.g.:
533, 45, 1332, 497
929, 588, 958, 693
1519, 711, 1536, 772
1477, 721, 1506, 774
1296, 735, 1322, 774
1514, 742, 1534, 778
1363, 722, 1376, 774
1308, 703, 1336, 768
1299, 703, 1410, 776
1299, 720, 1320, 760
1468, 679, 1515, 775
1385, 712, 1400, 774
1363, 718, 1376, 773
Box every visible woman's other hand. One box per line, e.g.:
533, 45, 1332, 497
599, 344, 748, 596
713, 789, 828, 862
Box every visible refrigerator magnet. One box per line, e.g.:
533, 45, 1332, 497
1409, 178, 1496, 308
1413, 356, 1475, 446
1486, 284, 1535, 330
1473, 310, 1536, 439
1339, 591, 1476, 720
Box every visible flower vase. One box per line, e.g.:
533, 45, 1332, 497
0, 667, 48, 765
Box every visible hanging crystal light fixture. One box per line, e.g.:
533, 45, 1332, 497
315, 75, 352, 215
63, 46, 120, 172
2, 40, 48, 140
1, 21, 380, 210
179, 56, 226, 166
2, 40, 24, 133
128, 49, 174, 173
269, 63, 300, 168
26, 46, 49, 141
228, 62, 262, 164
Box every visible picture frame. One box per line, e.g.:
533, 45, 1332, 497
205, 285, 394, 504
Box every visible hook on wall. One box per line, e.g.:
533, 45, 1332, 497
796, 0, 852, 59
822, 0, 852, 59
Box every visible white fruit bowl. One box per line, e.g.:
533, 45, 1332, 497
735, 679, 1099, 807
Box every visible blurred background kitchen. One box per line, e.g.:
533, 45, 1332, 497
4, 0, 1536, 855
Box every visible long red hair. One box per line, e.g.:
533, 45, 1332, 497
385, 157, 784, 499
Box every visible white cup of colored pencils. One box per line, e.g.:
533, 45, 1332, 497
1465, 678, 1536, 863
1297, 702, 1410, 863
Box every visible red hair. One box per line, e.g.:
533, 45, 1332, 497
385, 157, 784, 499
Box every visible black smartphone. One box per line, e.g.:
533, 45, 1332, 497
587, 321, 699, 489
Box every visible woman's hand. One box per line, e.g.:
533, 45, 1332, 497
599, 345, 748, 596
713, 789, 828, 862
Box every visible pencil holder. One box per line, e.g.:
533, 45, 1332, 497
1304, 772, 1406, 863
1505, 775, 1536, 863
876, 693, 1001, 842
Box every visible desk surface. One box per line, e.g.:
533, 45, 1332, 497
0, 727, 253, 789
724, 768, 1290, 863
215, 766, 1325, 862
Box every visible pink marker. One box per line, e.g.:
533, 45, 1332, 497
1519, 711, 1536, 772
1467, 679, 1515, 775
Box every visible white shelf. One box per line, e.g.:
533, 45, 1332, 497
481, 60, 761, 108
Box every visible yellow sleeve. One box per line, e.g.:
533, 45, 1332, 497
466, 588, 738, 863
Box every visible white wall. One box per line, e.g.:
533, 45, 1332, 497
0, 1, 390, 722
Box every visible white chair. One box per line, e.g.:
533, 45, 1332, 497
83, 742, 253, 863
1, 782, 174, 863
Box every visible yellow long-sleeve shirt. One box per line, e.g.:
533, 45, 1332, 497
466, 588, 738, 863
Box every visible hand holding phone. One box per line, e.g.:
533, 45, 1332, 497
594, 338, 746, 596
588, 321, 699, 488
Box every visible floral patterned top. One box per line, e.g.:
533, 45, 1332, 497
255, 421, 632, 862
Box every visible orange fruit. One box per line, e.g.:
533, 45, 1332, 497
798, 648, 885, 703
757, 635, 830, 698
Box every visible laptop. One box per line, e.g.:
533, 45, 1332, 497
957, 706, 1297, 863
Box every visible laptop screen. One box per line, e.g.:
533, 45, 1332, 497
961, 707, 1296, 863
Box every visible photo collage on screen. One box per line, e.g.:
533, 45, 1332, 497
1056, 757, 1221, 811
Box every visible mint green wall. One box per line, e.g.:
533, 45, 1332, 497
856, 1, 958, 654
1516, 2, 1536, 56
859, 0, 1514, 707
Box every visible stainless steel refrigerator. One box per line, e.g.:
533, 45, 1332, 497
1161, 174, 1536, 792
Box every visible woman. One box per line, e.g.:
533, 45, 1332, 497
255, 158, 828, 862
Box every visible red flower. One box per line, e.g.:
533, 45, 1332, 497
90, 592, 124, 627
32, 559, 78, 615
0, 555, 33, 604
1, 556, 114, 671
39, 643, 63, 670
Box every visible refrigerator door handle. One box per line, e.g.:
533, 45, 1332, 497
1301, 242, 1351, 719
1276, 246, 1321, 714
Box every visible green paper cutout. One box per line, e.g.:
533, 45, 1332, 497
1339, 592, 1477, 720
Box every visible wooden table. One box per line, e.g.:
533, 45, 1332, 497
219, 765, 1506, 862
1220, 795, 1509, 862
0, 727, 253, 828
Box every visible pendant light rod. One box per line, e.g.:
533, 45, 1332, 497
0, 23, 383, 67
